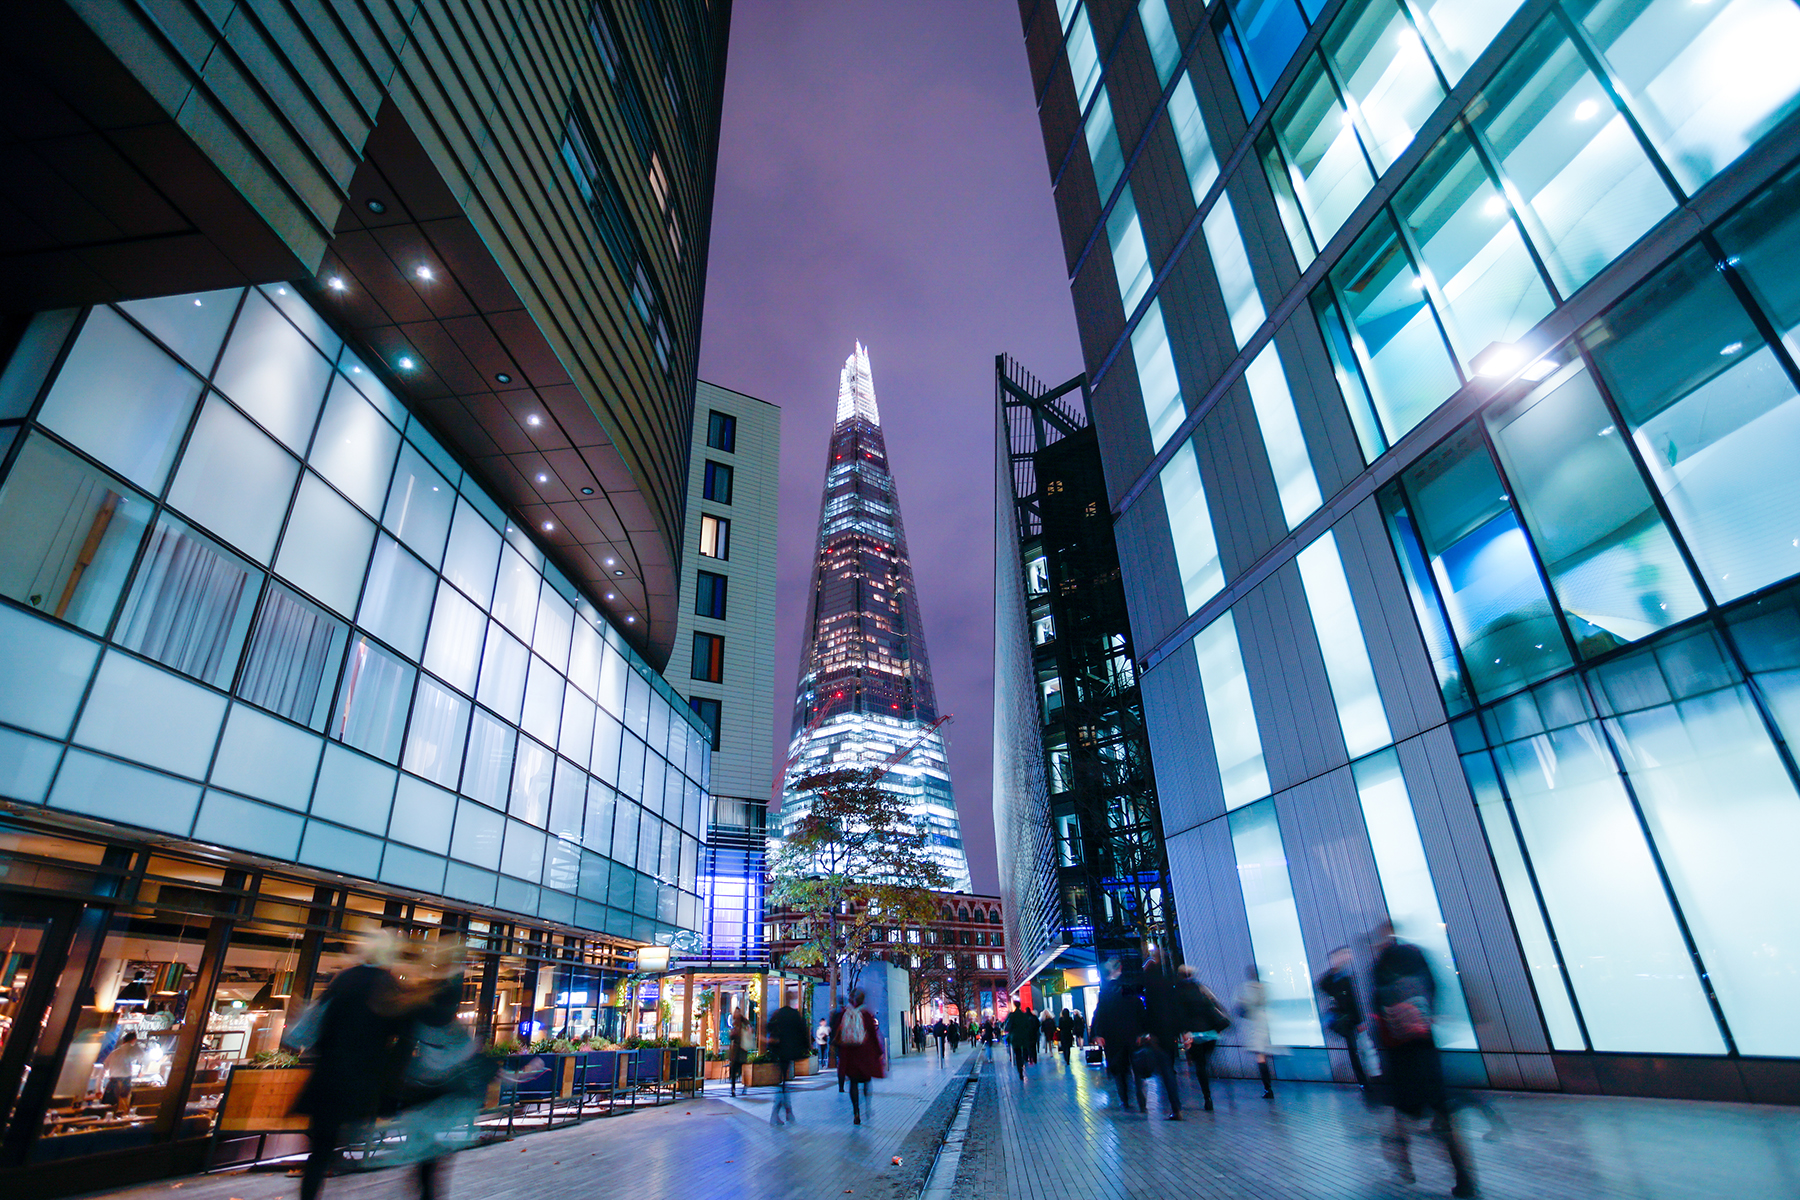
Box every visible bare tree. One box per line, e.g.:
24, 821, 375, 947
769, 767, 948, 1009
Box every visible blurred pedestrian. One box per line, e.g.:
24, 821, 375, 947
1131, 1033, 1181, 1119
1236, 965, 1277, 1099
1072, 1008, 1087, 1046
1057, 1010, 1076, 1064
766, 994, 809, 1126
1371, 921, 1476, 1198
912, 1021, 926, 1054
1004, 1001, 1037, 1081
1038, 1009, 1056, 1064
1141, 946, 1182, 1114
932, 1017, 947, 1060
948, 1021, 962, 1052
100, 1032, 145, 1113
830, 1001, 847, 1092
727, 1011, 752, 1096
388, 942, 491, 1200
1090, 959, 1146, 1112
1317, 946, 1370, 1092
834, 989, 885, 1126
815, 1014, 831, 1064
980, 1017, 996, 1061
1175, 965, 1228, 1112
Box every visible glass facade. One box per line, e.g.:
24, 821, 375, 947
1028, 0, 1800, 1094
0, 288, 709, 945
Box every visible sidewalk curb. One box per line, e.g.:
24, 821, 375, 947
863, 1054, 982, 1200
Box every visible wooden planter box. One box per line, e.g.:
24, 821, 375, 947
703, 1060, 729, 1080
794, 1057, 816, 1077
217, 1067, 311, 1133
742, 1062, 784, 1088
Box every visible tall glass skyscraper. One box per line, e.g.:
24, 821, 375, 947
1018, 0, 1800, 1102
781, 344, 972, 892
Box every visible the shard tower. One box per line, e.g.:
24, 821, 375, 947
781, 343, 972, 891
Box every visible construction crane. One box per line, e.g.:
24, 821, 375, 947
774, 702, 953, 801
773, 689, 847, 801
869, 714, 953, 783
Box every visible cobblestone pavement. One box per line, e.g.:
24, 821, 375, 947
953, 1048, 1800, 1200
78, 1048, 975, 1200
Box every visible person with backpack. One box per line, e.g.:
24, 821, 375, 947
1174, 965, 1229, 1112
1317, 945, 1370, 1093
834, 989, 885, 1125
1372, 921, 1477, 1198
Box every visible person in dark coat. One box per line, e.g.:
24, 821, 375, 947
979, 1018, 996, 1060
932, 1017, 947, 1060
766, 997, 809, 1126
1371, 921, 1476, 1198
1038, 1010, 1057, 1064
834, 989, 885, 1125
1072, 1008, 1087, 1046
1317, 946, 1370, 1090
1003, 1001, 1037, 1080
1174, 965, 1227, 1111
1089, 959, 1146, 1112
948, 1021, 962, 1051
290, 937, 437, 1200
1056, 1010, 1076, 1064
1140, 946, 1182, 1115
829, 1003, 847, 1091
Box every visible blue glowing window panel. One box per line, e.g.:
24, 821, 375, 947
1232, 0, 1309, 95
1218, 24, 1263, 119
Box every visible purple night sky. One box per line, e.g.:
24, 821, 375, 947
696, 1, 1083, 895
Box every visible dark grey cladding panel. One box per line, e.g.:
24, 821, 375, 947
1235, 559, 1344, 793
1399, 726, 1550, 1055
1141, 645, 1222, 836
1071, 243, 1127, 375
1271, 766, 1389, 971
1116, 490, 1188, 655
1090, 360, 1152, 512
1158, 230, 1240, 409
1164, 818, 1254, 991
1191, 385, 1285, 578
1335, 497, 1450, 746
1269, 307, 1367, 501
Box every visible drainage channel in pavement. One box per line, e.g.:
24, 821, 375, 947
917, 1068, 978, 1200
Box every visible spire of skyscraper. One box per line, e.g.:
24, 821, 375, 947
782, 343, 972, 891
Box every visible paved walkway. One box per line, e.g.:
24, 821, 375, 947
953, 1047, 1800, 1199
81, 1049, 975, 1200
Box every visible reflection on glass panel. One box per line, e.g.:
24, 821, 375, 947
598, 639, 627, 716
1085, 90, 1125, 199
383, 443, 455, 568
275, 474, 375, 617
1140, 0, 1181, 85
423, 582, 485, 695
491, 546, 540, 640
1583, 246, 1800, 602
1400, 428, 1572, 699
1312, 293, 1386, 462
0, 433, 150, 633
1259, 131, 1317, 269
1719, 161, 1800, 361
476, 622, 529, 724
1379, 488, 1471, 713
1243, 343, 1320, 528
1461, 748, 1585, 1048
1131, 301, 1186, 451
451, 798, 503, 869
534, 589, 574, 673
116, 514, 260, 689
611, 799, 639, 866
592, 710, 623, 783
1296, 532, 1391, 756
167, 397, 299, 564
1066, 5, 1103, 110
510, 737, 554, 828
1402, 0, 1525, 84
359, 536, 435, 660
1487, 365, 1703, 656
549, 757, 586, 843
1596, 630, 1800, 1056
403, 674, 470, 789
560, 681, 595, 768
37, 307, 204, 492
1489, 707, 1723, 1052
1228, 799, 1324, 1046
1571, 0, 1800, 195
461, 709, 516, 810
441, 500, 500, 607
1160, 444, 1223, 611
1169, 79, 1221, 204
1325, 0, 1445, 171
117, 288, 240, 373
1474, 20, 1675, 295
583, 779, 616, 852
1106, 187, 1154, 313
211, 290, 332, 453
1726, 582, 1800, 746
239, 583, 346, 729
1194, 611, 1270, 808
520, 656, 563, 746
1396, 130, 1554, 362
1203, 194, 1266, 346
310, 378, 401, 516
1218, 19, 1263, 119
1351, 750, 1476, 1048
1328, 213, 1461, 438
1271, 59, 1376, 247
569, 620, 602, 698
331, 634, 414, 763
1232, 0, 1310, 95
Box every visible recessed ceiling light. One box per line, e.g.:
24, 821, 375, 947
626, 615, 635, 623
496, 372, 512, 384
536, 473, 548, 483
328, 277, 347, 291
542, 521, 555, 532
605, 558, 615, 566
398, 356, 415, 370
580, 487, 594, 495
606, 592, 616, 600
192, 298, 203, 307
415, 265, 433, 281
368, 198, 387, 214
276, 287, 288, 295
614, 569, 625, 576
526, 414, 541, 426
